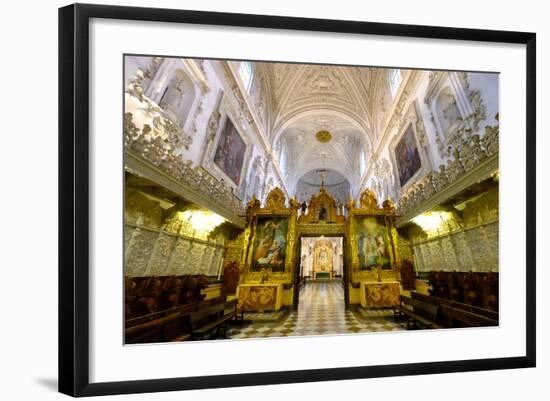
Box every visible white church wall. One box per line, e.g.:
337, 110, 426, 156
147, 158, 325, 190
177, 60, 225, 167
362, 70, 499, 206
203, 60, 286, 203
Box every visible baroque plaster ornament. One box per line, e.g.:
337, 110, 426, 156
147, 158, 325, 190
159, 76, 186, 111
206, 109, 221, 142
124, 110, 245, 216
316, 130, 332, 143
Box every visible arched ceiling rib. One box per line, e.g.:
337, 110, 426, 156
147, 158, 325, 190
258, 62, 376, 141
281, 112, 366, 194
254, 62, 390, 195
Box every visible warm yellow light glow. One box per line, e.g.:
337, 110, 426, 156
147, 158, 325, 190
180, 210, 225, 236
412, 211, 451, 232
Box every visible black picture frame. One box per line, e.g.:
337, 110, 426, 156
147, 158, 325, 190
59, 3, 536, 397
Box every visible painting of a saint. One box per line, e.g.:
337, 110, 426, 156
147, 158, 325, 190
356, 217, 391, 270
395, 125, 422, 187
214, 117, 246, 185
251, 217, 288, 272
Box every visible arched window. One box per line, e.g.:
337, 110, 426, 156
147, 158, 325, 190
359, 148, 367, 175
389, 68, 402, 98
279, 149, 287, 177
238, 61, 254, 93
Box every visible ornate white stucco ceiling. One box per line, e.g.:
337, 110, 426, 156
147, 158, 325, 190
250, 62, 398, 196
259, 62, 377, 138
280, 113, 365, 190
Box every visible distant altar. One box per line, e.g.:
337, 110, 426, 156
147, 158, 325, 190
312, 239, 334, 279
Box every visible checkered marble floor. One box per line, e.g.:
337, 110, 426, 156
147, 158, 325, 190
230, 280, 406, 339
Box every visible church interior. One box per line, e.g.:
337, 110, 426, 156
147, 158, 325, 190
123, 56, 500, 343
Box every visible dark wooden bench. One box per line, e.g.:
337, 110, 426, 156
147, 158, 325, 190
394, 295, 441, 330
190, 299, 241, 340
125, 311, 185, 344
125, 296, 227, 344
439, 304, 498, 328
411, 292, 498, 322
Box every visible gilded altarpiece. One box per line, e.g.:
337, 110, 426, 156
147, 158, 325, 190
298, 187, 346, 225
241, 188, 299, 285
235, 189, 299, 311
312, 239, 334, 279
346, 189, 400, 284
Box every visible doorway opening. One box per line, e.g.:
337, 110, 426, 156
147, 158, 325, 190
295, 236, 346, 310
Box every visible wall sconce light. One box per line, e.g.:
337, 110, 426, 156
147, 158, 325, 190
180, 210, 226, 236
412, 211, 452, 233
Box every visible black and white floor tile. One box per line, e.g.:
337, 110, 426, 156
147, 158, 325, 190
229, 280, 406, 339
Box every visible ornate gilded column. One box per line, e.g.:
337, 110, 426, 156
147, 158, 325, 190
346, 198, 360, 273
240, 196, 260, 281
286, 198, 301, 275
383, 199, 399, 266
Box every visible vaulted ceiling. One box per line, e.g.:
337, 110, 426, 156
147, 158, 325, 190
258, 62, 377, 140
279, 114, 363, 190
255, 62, 390, 194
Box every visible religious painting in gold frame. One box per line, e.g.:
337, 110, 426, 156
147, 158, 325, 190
250, 216, 289, 272
245, 187, 300, 276
346, 189, 399, 276
356, 216, 392, 270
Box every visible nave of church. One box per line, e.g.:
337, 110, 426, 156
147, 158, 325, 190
124, 55, 500, 344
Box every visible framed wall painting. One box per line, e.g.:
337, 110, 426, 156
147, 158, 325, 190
59, 3, 536, 397
213, 116, 247, 186
395, 124, 422, 187
250, 217, 289, 272
356, 216, 392, 270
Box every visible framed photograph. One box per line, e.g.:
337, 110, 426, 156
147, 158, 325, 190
59, 3, 536, 397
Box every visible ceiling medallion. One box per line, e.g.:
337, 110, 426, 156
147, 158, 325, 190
316, 130, 332, 143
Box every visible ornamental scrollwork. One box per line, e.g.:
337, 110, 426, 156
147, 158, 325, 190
125, 110, 245, 217
264, 187, 286, 211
